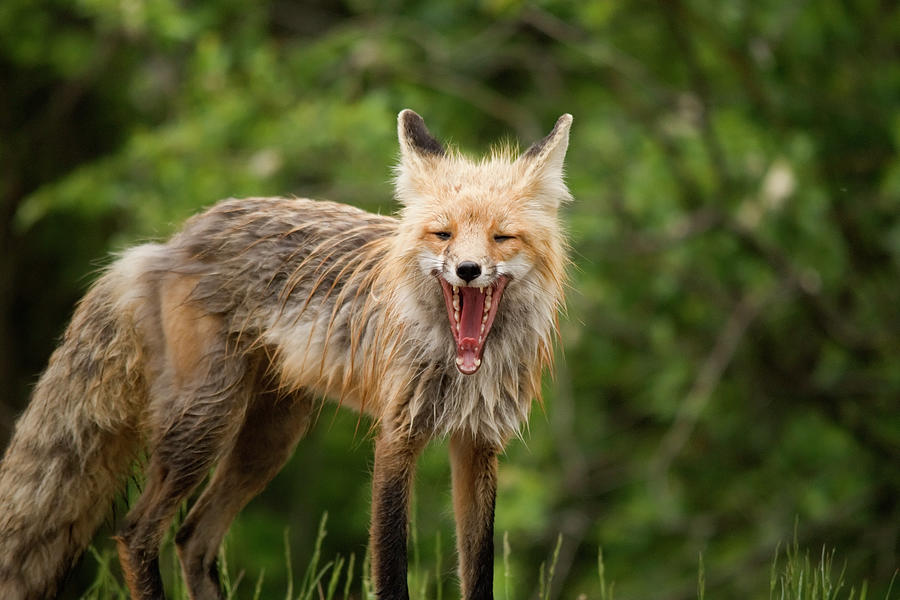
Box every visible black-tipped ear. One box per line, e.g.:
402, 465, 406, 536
518, 114, 574, 210
521, 113, 572, 167
398, 109, 445, 159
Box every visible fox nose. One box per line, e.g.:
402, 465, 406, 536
456, 261, 481, 283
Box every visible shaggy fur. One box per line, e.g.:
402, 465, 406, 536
0, 109, 572, 600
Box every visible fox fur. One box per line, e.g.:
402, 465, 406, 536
0, 109, 572, 600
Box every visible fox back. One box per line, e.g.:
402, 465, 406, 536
0, 109, 572, 600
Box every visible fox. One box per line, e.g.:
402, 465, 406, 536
0, 109, 572, 600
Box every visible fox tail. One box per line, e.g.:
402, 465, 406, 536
0, 263, 147, 599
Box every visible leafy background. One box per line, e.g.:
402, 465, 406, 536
1, 0, 898, 598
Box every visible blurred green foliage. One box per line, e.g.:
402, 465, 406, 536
1, 0, 898, 598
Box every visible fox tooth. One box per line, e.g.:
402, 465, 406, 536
484, 297, 491, 311
474, 358, 481, 367
456, 357, 463, 366
454, 309, 460, 323
453, 285, 458, 294
480, 323, 485, 334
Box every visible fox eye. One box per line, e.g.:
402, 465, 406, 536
493, 234, 515, 242
433, 231, 451, 241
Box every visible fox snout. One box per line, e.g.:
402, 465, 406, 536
435, 256, 509, 375
441, 256, 494, 288
455, 261, 481, 283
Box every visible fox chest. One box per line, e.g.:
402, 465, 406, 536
399, 360, 532, 445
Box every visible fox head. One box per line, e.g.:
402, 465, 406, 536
388, 109, 572, 377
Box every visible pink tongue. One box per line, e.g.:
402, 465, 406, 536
457, 287, 485, 370
459, 345, 478, 372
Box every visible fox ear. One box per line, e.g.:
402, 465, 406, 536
398, 109, 445, 162
519, 114, 573, 208
522, 113, 572, 170
395, 110, 445, 208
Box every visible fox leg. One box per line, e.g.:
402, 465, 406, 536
114, 358, 254, 600
450, 433, 500, 600
113, 274, 256, 599
174, 389, 314, 600
369, 425, 427, 600
115, 385, 248, 600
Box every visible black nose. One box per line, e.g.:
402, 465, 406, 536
456, 261, 481, 283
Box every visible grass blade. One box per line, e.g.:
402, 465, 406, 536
503, 532, 512, 600
284, 528, 294, 600
299, 512, 328, 599
343, 552, 356, 600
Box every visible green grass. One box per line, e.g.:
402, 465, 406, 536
79, 517, 895, 600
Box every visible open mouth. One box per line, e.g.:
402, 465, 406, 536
438, 276, 508, 375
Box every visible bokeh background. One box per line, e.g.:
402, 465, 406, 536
1, 1, 898, 598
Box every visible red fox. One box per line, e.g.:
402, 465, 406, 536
0, 109, 572, 600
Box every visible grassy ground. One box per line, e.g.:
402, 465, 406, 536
78, 513, 894, 600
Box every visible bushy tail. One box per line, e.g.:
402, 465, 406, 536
0, 271, 148, 599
